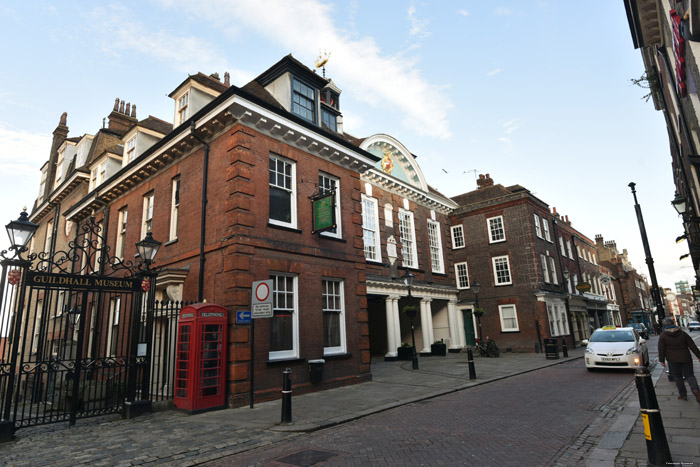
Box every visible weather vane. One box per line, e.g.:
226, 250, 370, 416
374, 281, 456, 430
315, 50, 331, 78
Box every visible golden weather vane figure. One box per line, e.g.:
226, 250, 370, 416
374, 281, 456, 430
315, 50, 331, 77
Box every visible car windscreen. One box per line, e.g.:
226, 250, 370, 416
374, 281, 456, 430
590, 330, 635, 342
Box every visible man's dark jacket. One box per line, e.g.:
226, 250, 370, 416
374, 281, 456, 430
658, 327, 700, 364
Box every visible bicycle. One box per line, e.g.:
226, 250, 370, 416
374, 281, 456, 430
470, 338, 500, 358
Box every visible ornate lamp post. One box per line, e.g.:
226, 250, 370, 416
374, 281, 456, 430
402, 270, 418, 370
135, 232, 162, 268
472, 280, 483, 345
4, 208, 38, 258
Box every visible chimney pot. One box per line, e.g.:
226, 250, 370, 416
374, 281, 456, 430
224, 72, 230, 86
131, 104, 137, 118
125, 102, 131, 116
59, 112, 67, 126
114, 98, 120, 111
119, 100, 125, 113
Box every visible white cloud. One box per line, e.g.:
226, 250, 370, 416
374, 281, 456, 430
0, 123, 50, 177
502, 118, 519, 134
85, 5, 251, 83
487, 68, 502, 76
496, 7, 513, 16
160, 0, 452, 139
407, 5, 431, 38
458, 10, 469, 17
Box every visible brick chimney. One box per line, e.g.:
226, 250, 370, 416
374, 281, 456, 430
476, 173, 494, 189
108, 98, 138, 135
552, 206, 561, 219
45, 112, 69, 202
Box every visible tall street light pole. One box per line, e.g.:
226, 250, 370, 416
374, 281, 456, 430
629, 182, 666, 326
472, 281, 483, 345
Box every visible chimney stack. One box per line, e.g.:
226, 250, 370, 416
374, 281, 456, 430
108, 97, 138, 135
476, 173, 494, 189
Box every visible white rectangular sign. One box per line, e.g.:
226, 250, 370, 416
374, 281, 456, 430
251, 280, 274, 319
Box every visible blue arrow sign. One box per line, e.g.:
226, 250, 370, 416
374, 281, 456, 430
236, 310, 252, 324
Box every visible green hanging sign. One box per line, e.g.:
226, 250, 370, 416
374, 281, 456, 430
311, 191, 336, 234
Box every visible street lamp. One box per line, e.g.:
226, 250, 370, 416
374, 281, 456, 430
402, 269, 418, 370
135, 232, 162, 266
672, 191, 688, 216
5, 208, 37, 255
472, 280, 483, 345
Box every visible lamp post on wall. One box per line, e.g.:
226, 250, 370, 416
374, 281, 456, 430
126, 232, 162, 414
629, 183, 666, 326
472, 280, 483, 345
4, 208, 38, 258
402, 270, 418, 370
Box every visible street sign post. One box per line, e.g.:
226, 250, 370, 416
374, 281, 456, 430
249, 280, 274, 409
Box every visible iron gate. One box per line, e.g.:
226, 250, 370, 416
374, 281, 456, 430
0, 218, 159, 435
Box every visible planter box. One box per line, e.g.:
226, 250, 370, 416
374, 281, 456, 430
397, 346, 413, 360
431, 343, 447, 356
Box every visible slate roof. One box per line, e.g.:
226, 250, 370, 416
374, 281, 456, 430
138, 116, 173, 135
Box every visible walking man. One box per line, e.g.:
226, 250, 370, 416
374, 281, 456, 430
658, 317, 700, 402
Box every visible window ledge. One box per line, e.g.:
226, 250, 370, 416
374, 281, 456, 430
266, 357, 306, 366
164, 239, 178, 247
501, 330, 520, 333
319, 235, 346, 243
267, 223, 303, 234
432, 272, 448, 277
323, 352, 352, 360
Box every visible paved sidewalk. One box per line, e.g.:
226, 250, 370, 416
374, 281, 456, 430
613, 357, 700, 466
0, 347, 584, 466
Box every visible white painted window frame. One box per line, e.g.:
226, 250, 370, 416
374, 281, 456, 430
499, 304, 520, 332
361, 195, 381, 262
451, 224, 465, 249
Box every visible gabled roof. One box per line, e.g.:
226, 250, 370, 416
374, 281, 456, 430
168, 72, 229, 98
254, 54, 329, 89
137, 116, 173, 135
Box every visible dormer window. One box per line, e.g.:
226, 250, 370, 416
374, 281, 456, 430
177, 92, 189, 125
126, 136, 136, 163
321, 108, 337, 132
292, 78, 315, 122
320, 89, 339, 110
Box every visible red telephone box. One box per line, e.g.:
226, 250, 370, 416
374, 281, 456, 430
174, 303, 228, 414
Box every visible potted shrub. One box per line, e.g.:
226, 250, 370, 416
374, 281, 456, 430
397, 342, 413, 360
473, 307, 484, 318
431, 339, 447, 356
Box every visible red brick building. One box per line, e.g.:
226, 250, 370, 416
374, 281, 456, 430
449, 174, 612, 351
25, 55, 461, 407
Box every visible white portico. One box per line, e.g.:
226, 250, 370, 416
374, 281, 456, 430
367, 275, 462, 358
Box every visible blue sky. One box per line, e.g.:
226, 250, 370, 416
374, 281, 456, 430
0, 1, 690, 288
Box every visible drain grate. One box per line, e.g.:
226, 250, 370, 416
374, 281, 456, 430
275, 449, 339, 466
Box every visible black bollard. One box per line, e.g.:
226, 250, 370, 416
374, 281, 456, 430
281, 368, 292, 423
467, 348, 476, 380
561, 337, 568, 358
634, 366, 672, 466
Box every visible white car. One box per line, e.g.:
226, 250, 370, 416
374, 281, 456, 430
688, 321, 700, 332
583, 326, 649, 371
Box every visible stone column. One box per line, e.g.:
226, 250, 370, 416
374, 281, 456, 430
384, 295, 399, 358
447, 299, 462, 349
392, 297, 402, 353
420, 298, 434, 353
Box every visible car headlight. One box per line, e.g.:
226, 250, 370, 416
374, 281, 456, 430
626, 347, 639, 355
585, 347, 594, 354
